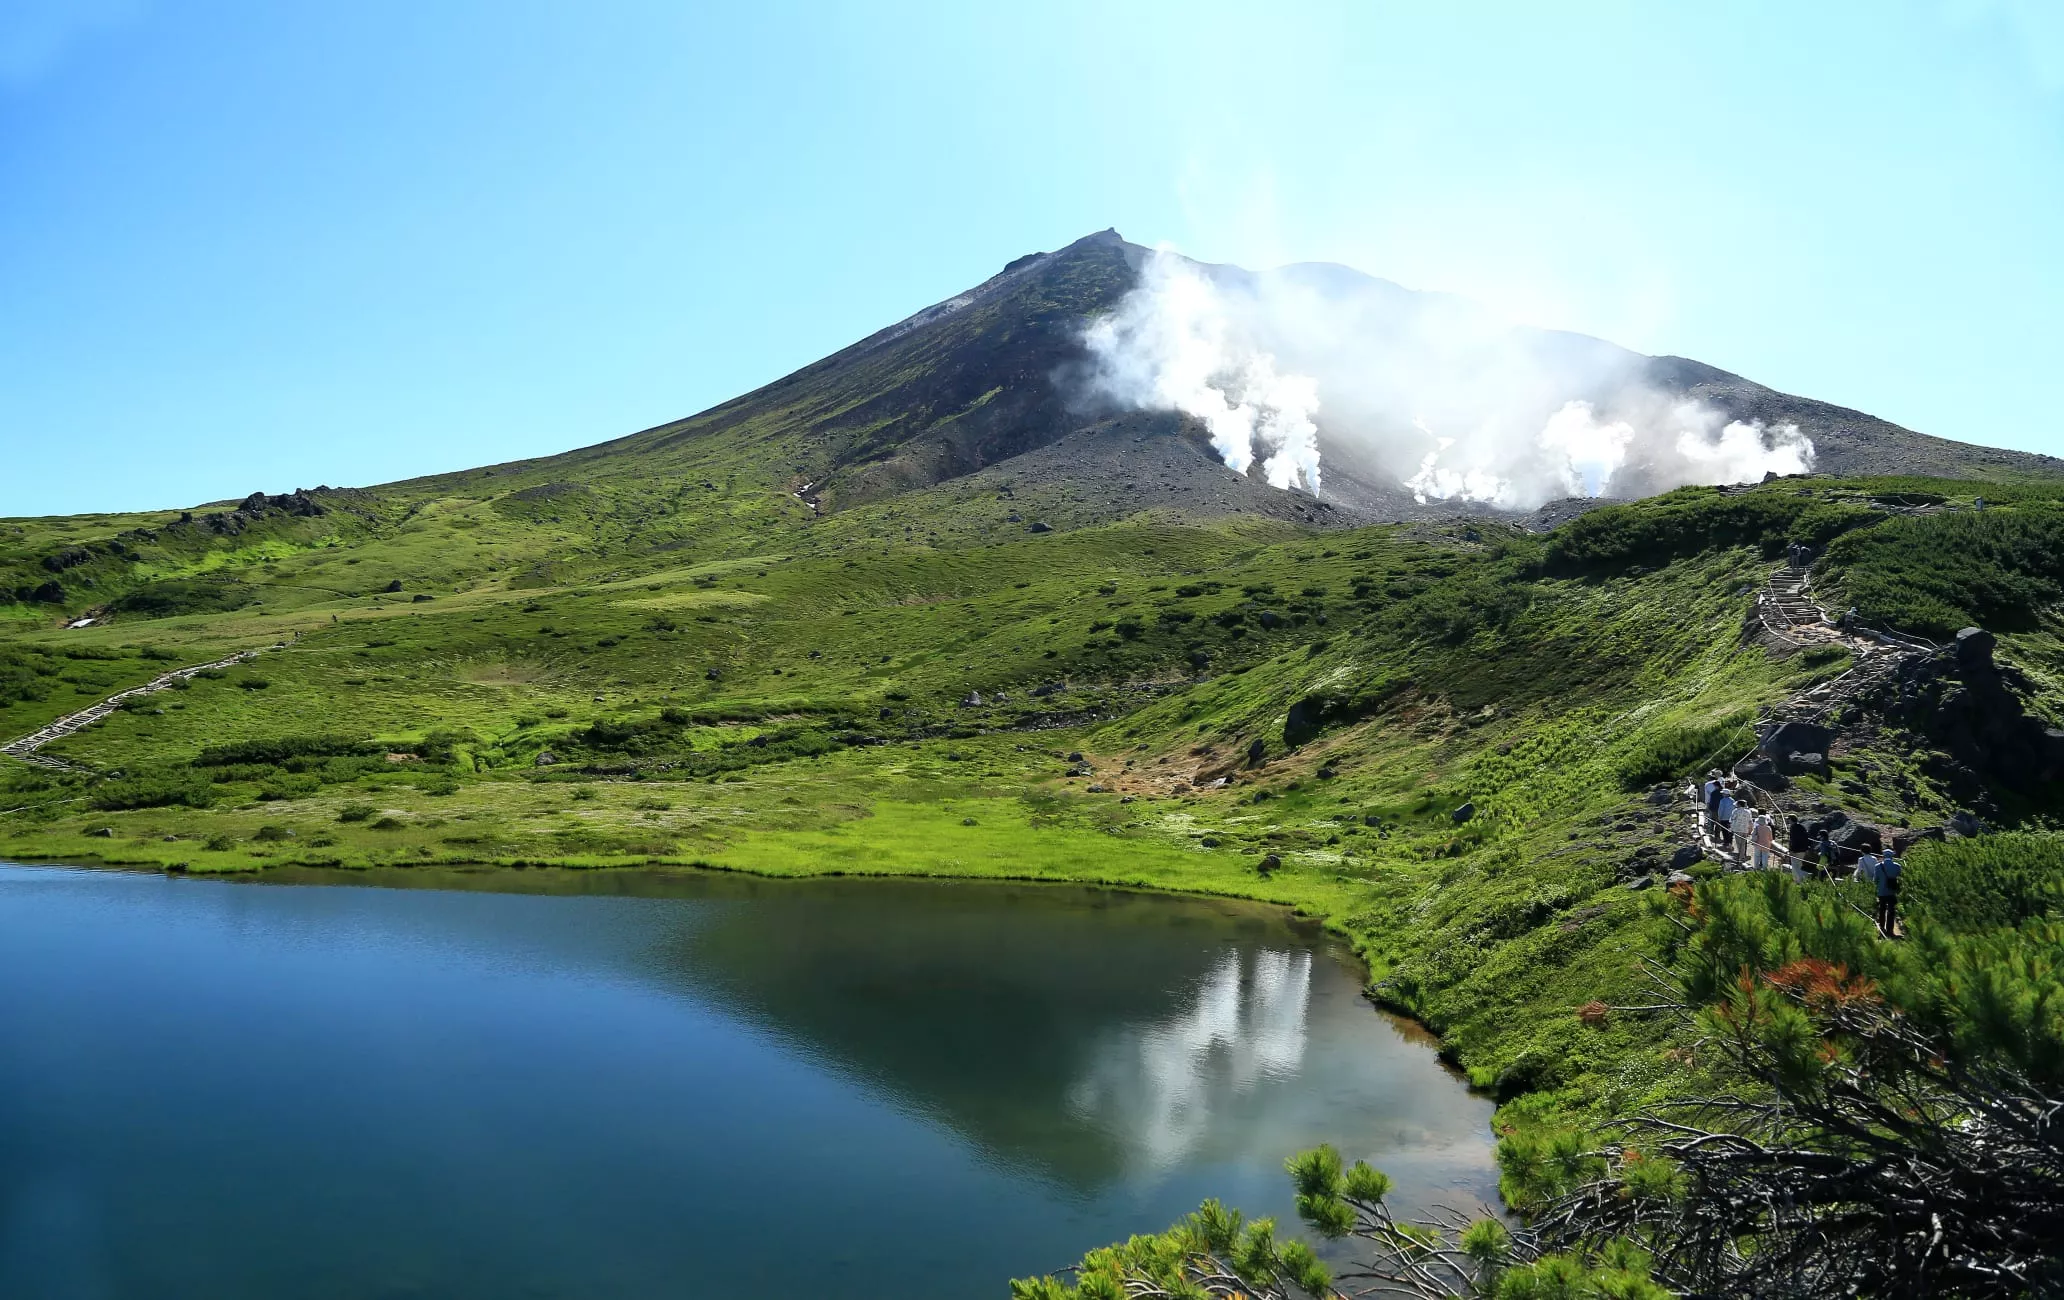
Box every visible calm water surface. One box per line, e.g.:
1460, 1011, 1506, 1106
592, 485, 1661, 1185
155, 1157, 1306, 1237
0, 862, 1497, 1299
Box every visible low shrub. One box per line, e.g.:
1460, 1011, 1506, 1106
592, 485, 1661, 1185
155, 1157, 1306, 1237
1904, 832, 2064, 934
257, 774, 321, 801
1614, 713, 1755, 790
337, 802, 377, 823
90, 771, 214, 811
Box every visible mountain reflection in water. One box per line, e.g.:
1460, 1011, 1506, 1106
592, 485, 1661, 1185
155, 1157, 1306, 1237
1069, 949, 1312, 1171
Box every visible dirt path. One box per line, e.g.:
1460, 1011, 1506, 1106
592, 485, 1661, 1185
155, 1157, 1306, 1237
0, 651, 257, 772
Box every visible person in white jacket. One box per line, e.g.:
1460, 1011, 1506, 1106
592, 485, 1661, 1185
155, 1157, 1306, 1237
1729, 798, 1756, 868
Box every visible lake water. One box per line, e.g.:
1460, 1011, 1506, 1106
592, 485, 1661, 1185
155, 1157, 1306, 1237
0, 862, 1498, 1299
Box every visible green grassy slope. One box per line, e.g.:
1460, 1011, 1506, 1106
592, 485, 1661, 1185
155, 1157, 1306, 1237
10, 473, 2063, 1130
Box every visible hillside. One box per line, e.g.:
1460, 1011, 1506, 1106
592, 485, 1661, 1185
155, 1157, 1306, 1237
8, 230, 2061, 638
6, 466, 2064, 1112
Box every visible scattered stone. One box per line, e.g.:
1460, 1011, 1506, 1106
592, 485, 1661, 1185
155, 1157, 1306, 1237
88, 827, 114, 838
1450, 802, 1476, 824
1645, 787, 1673, 805
961, 691, 983, 707
1666, 870, 1695, 887
1949, 810, 1987, 838
1626, 875, 1655, 890
1086, 784, 1107, 793
1066, 751, 1084, 763
1668, 845, 1704, 872
1026, 521, 1053, 534
1200, 836, 1220, 848
1258, 853, 1282, 874
533, 750, 559, 767
1246, 738, 1266, 763
383, 579, 403, 593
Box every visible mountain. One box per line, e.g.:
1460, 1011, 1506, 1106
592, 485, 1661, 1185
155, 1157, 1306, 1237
395, 229, 2059, 537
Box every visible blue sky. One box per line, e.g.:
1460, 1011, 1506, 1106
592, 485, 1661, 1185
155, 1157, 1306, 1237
4, 0, 2061, 516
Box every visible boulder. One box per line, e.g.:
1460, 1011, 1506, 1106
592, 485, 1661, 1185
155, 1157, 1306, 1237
382, 579, 403, 593
1025, 521, 1053, 534
1283, 696, 1322, 746
1626, 875, 1655, 890
1949, 810, 1987, 838
1668, 844, 1704, 872
1450, 802, 1476, 824
1666, 871, 1695, 887
1066, 751, 1084, 763
533, 750, 559, 767
960, 691, 983, 707
1829, 821, 1883, 855
1781, 751, 1829, 778
1732, 753, 1789, 792
1801, 809, 1850, 840
1954, 627, 1997, 670
1258, 854, 1282, 874
1889, 825, 1946, 854
1759, 720, 1834, 762
1246, 738, 1266, 764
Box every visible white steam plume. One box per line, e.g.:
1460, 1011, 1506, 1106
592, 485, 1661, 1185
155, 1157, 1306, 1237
1081, 248, 1814, 510
1083, 252, 1323, 494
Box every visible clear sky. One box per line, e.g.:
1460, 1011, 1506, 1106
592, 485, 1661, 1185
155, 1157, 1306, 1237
4, 0, 2061, 516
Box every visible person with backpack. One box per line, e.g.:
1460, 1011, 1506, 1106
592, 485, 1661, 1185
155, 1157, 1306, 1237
1714, 786, 1736, 855
1751, 810, 1776, 871
1786, 817, 1813, 880
1702, 771, 1724, 842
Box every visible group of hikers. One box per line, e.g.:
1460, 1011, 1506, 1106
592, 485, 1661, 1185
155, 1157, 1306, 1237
1692, 770, 1903, 938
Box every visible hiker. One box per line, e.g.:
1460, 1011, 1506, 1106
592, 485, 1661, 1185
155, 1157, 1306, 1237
1714, 786, 1736, 854
1701, 770, 1724, 840
1729, 795, 1756, 867
1786, 817, 1813, 880
1751, 810, 1775, 871
1856, 846, 1881, 891
1816, 830, 1837, 879
1876, 850, 1903, 938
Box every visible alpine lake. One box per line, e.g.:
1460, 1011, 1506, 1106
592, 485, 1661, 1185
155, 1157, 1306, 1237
0, 861, 1498, 1299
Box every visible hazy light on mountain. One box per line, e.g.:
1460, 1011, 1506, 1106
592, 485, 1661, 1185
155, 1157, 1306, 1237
1082, 248, 1815, 508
